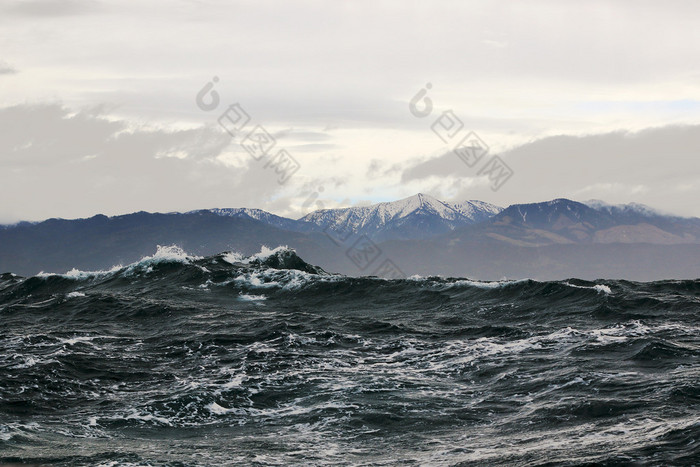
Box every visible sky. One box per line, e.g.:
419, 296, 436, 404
1, 0, 700, 223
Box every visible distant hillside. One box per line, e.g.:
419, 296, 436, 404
2, 196, 700, 280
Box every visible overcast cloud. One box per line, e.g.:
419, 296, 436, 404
1, 0, 699, 222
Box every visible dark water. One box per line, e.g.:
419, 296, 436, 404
1, 246, 699, 466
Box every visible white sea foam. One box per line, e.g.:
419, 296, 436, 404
228, 268, 333, 290
57, 335, 119, 348
221, 251, 245, 264
124, 409, 173, 426
66, 291, 86, 298
37, 264, 122, 280
249, 245, 292, 262
8, 353, 60, 369
219, 373, 247, 390
564, 282, 612, 294
407, 275, 531, 289
9, 355, 37, 369
247, 341, 278, 354
95, 462, 147, 467
206, 401, 241, 415
36, 245, 201, 280
239, 293, 267, 301
122, 245, 201, 275
588, 320, 651, 344
60, 336, 100, 346
453, 278, 530, 289
221, 245, 295, 266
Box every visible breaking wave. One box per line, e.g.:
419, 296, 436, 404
1, 246, 699, 465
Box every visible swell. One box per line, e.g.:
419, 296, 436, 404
2, 245, 698, 301
1, 246, 699, 465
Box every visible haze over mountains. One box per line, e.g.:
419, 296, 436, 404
2, 194, 700, 280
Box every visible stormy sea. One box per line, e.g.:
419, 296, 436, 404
0, 246, 698, 466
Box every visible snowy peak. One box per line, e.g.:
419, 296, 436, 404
191, 195, 504, 241
300, 193, 503, 241
364, 193, 461, 221
206, 208, 270, 220
451, 199, 504, 221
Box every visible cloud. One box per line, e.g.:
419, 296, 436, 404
271, 129, 333, 142
0, 103, 294, 222
400, 151, 463, 183
0, 61, 16, 75
5, 1, 699, 133
287, 143, 336, 153
1, 2, 700, 219
397, 124, 700, 217
572, 183, 650, 197
2, 0, 101, 17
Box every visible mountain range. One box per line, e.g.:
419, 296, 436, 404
298, 194, 502, 242
188, 194, 502, 241
2, 194, 700, 280
466, 198, 700, 246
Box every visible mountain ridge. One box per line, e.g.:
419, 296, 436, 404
2, 195, 700, 279
465, 198, 700, 246
298, 193, 503, 241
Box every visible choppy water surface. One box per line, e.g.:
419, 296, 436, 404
1, 247, 698, 466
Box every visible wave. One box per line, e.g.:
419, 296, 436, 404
35, 245, 200, 280
1, 246, 699, 466
2, 245, 699, 319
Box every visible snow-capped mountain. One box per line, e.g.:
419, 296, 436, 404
450, 199, 504, 222
3, 197, 700, 279
299, 193, 503, 241
192, 194, 503, 241
193, 196, 700, 246
190, 208, 311, 233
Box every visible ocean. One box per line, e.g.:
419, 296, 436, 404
1, 246, 698, 466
